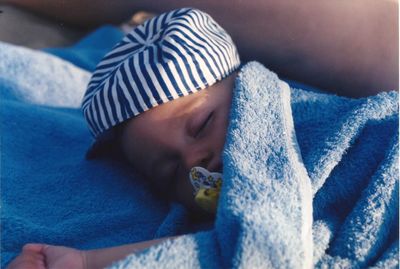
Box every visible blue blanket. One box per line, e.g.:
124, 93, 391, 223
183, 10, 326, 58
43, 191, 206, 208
0, 41, 194, 267
1, 36, 398, 268
106, 62, 398, 269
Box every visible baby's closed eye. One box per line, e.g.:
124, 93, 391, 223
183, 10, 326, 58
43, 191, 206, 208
188, 110, 214, 139
195, 112, 214, 138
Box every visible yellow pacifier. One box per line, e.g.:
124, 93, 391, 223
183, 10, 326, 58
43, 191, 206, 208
189, 167, 222, 214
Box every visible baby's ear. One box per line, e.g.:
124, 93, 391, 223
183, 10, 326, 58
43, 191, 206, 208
86, 124, 126, 160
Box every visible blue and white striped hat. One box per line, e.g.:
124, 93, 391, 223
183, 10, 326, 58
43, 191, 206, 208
82, 8, 240, 139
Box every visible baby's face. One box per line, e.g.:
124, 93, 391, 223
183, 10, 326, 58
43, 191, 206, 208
120, 73, 236, 212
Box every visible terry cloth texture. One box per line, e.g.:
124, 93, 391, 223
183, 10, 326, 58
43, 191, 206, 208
108, 62, 398, 269
1, 35, 398, 268
82, 8, 240, 138
0, 41, 195, 267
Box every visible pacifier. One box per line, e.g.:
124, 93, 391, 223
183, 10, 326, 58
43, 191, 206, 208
189, 167, 222, 214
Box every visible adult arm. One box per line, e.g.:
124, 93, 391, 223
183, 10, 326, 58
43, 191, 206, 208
5, 0, 398, 96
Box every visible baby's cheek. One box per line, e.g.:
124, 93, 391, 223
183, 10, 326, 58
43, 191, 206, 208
174, 176, 198, 210
216, 109, 230, 140
213, 123, 229, 158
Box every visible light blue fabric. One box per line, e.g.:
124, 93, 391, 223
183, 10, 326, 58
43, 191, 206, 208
0, 42, 193, 267
1, 39, 398, 268
109, 62, 398, 269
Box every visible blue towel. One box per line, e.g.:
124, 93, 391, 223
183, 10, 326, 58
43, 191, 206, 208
109, 62, 398, 269
0, 41, 194, 267
1, 38, 398, 268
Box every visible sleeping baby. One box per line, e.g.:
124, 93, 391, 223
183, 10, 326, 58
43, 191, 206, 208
7, 7, 240, 269
82, 7, 239, 214
7, 6, 399, 268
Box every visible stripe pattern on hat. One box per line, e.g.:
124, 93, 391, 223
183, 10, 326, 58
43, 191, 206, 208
81, 8, 240, 137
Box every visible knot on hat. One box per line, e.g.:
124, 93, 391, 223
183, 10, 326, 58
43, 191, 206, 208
81, 8, 240, 138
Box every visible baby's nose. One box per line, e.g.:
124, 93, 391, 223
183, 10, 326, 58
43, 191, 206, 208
183, 149, 213, 171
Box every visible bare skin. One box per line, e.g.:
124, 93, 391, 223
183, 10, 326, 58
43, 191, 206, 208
5, 0, 398, 96
6, 244, 47, 269
7, 238, 176, 269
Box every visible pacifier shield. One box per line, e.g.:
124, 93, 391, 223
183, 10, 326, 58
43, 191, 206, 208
189, 166, 222, 194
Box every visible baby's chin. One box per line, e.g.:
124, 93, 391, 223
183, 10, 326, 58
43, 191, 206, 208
175, 190, 215, 218
186, 203, 216, 222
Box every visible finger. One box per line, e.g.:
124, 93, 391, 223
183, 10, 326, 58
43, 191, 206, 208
20, 252, 43, 261
35, 256, 46, 269
23, 243, 48, 254
7, 254, 40, 269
